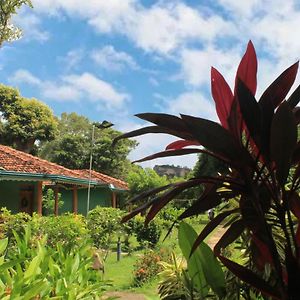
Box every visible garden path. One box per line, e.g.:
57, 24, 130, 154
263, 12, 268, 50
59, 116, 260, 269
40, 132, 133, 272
206, 226, 226, 249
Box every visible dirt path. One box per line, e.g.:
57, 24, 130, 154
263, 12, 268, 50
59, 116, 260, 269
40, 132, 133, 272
206, 226, 226, 249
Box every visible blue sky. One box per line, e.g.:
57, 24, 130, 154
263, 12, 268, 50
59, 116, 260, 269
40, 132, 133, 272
1, 0, 300, 168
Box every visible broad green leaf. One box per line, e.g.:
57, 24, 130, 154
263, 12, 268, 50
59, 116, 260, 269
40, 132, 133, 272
178, 222, 208, 298
0, 239, 8, 255
179, 222, 226, 298
24, 253, 43, 280
23, 280, 49, 300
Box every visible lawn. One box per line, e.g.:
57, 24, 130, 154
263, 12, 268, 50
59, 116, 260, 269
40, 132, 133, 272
104, 220, 207, 298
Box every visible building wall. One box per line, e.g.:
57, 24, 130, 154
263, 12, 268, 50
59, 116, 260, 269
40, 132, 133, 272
59, 186, 113, 215
0, 180, 39, 214
0, 181, 114, 215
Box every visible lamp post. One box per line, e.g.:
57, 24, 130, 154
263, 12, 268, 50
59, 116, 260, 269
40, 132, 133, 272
86, 121, 114, 216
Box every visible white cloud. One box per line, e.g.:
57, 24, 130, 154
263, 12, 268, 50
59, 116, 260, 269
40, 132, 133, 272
31, 1, 235, 55
180, 46, 241, 87
91, 45, 138, 71
164, 92, 217, 121
41, 83, 82, 101
9, 69, 41, 85
63, 73, 129, 108
59, 49, 85, 71
9, 69, 129, 110
13, 11, 49, 42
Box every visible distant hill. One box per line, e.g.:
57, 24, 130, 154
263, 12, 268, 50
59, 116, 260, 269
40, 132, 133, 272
153, 165, 191, 178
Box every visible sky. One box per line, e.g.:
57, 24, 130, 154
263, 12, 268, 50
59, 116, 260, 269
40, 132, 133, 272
1, 0, 300, 169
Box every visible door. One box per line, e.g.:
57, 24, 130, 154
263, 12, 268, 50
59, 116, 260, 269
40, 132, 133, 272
19, 188, 34, 215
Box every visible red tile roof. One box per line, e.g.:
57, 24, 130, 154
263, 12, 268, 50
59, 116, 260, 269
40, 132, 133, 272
0, 145, 128, 190
74, 169, 128, 190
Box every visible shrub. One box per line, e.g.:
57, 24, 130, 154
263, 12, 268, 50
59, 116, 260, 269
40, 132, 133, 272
133, 247, 171, 286
132, 215, 162, 248
87, 206, 124, 248
31, 213, 89, 250
0, 208, 31, 244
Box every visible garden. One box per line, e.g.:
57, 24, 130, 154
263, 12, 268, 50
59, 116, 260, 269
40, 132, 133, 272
0, 206, 215, 299
1, 2, 300, 300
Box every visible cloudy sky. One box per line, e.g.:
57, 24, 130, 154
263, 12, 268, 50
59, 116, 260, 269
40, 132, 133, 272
2, 0, 300, 168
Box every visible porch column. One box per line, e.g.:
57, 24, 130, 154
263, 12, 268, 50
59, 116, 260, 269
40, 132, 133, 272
111, 192, 117, 208
37, 181, 43, 216
72, 186, 78, 214
54, 186, 59, 216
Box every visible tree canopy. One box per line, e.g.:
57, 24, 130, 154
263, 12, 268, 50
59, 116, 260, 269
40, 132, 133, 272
0, 0, 32, 46
39, 112, 136, 179
0, 85, 58, 153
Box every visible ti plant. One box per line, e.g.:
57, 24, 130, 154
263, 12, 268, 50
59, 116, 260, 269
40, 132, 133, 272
115, 41, 300, 300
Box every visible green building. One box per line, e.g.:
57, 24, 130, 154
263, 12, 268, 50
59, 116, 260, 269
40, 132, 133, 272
0, 145, 128, 215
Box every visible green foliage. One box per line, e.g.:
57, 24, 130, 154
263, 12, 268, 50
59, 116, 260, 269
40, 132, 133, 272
0, 208, 31, 240
87, 206, 124, 249
0, 0, 33, 46
131, 215, 162, 248
42, 188, 64, 215
158, 252, 201, 300
178, 222, 225, 299
133, 247, 171, 286
39, 112, 136, 178
193, 153, 229, 178
0, 227, 106, 299
0, 85, 58, 153
31, 214, 89, 250
126, 166, 169, 200
157, 205, 184, 228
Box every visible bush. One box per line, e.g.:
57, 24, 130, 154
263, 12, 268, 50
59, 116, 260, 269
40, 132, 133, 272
87, 206, 124, 248
133, 247, 172, 286
0, 208, 31, 241
157, 205, 184, 228
132, 215, 162, 248
31, 213, 89, 250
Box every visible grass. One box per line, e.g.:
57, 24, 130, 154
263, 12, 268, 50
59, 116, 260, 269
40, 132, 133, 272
103, 219, 207, 298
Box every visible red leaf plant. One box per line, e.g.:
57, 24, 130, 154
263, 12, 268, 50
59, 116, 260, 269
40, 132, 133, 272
114, 41, 300, 300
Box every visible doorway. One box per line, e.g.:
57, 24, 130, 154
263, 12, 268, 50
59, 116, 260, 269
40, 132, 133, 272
19, 185, 34, 215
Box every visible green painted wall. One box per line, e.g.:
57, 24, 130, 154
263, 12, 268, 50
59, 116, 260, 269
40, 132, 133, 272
59, 187, 113, 216
0, 180, 39, 214
0, 180, 116, 215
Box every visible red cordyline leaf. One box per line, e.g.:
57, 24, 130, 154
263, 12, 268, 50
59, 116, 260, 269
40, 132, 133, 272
235, 40, 258, 96
165, 139, 200, 150
296, 224, 300, 249
251, 234, 274, 267
211, 67, 233, 129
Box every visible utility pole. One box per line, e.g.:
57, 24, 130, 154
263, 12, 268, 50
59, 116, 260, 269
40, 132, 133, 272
87, 124, 95, 216
86, 121, 114, 216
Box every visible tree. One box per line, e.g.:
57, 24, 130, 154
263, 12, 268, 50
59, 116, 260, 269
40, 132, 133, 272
126, 166, 169, 200
39, 112, 136, 178
193, 152, 228, 178
0, 0, 33, 46
0, 84, 58, 153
